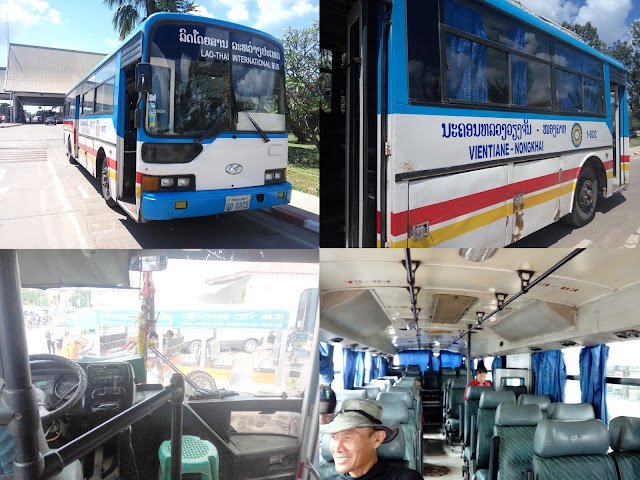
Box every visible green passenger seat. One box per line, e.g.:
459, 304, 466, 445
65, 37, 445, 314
546, 402, 594, 421
472, 390, 516, 480
493, 403, 544, 480
158, 435, 219, 480
517, 394, 551, 416
609, 416, 640, 479
445, 377, 467, 442
532, 419, 617, 480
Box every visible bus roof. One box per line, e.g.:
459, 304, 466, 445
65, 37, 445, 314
487, 0, 626, 71
67, 12, 284, 96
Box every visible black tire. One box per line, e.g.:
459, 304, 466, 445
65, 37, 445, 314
100, 156, 117, 207
185, 370, 217, 396
67, 138, 76, 164
244, 338, 258, 353
563, 166, 598, 227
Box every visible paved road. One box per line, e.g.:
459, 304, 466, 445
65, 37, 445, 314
512, 151, 640, 248
0, 124, 317, 248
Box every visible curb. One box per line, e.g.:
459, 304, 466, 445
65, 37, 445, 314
270, 204, 319, 233
0, 123, 20, 128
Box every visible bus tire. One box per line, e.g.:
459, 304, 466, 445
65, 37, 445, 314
186, 370, 217, 393
67, 138, 76, 164
100, 156, 117, 208
563, 165, 598, 228
243, 338, 258, 353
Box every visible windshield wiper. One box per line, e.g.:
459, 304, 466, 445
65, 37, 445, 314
231, 89, 270, 143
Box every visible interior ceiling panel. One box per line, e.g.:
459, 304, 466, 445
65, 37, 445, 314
488, 300, 576, 341
320, 289, 391, 338
430, 294, 478, 324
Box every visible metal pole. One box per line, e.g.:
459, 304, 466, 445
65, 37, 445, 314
0, 250, 44, 480
169, 374, 184, 480
466, 324, 472, 385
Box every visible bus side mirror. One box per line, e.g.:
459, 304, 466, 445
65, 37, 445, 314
135, 63, 152, 93
129, 252, 168, 271
134, 108, 141, 129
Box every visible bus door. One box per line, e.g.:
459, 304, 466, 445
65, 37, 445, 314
610, 82, 629, 189
345, 0, 379, 248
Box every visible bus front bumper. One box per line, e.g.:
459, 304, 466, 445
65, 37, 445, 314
140, 182, 292, 221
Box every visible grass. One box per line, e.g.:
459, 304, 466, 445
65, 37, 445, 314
630, 136, 640, 148
287, 134, 319, 196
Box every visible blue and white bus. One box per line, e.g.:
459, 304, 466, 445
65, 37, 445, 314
319, 0, 630, 247
63, 13, 291, 222
315, 248, 640, 480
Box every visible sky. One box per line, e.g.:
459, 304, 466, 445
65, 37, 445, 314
0, 0, 318, 67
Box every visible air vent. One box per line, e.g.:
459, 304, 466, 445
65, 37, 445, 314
347, 343, 359, 348
530, 347, 542, 352
361, 346, 369, 350
430, 294, 477, 324
329, 337, 344, 343
561, 340, 577, 347
614, 330, 640, 339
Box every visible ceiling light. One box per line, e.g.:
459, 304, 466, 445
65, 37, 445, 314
495, 292, 508, 309
459, 248, 497, 262
517, 270, 535, 289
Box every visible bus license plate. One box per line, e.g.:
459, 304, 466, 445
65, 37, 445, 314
224, 194, 251, 212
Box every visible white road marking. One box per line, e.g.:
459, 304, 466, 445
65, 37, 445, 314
624, 232, 640, 248
46, 151, 90, 248
573, 239, 593, 248
76, 184, 90, 199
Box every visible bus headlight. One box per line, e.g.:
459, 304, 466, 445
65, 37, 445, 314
141, 175, 195, 192
265, 168, 286, 184
160, 178, 175, 188
177, 178, 190, 188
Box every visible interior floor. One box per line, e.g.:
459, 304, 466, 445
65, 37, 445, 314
421, 428, 463, 480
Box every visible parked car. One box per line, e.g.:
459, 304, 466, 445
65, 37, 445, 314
630, 130, 638, 139
45, 116, 56, 125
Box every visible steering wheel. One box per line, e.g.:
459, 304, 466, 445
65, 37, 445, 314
29, 354, 87, 424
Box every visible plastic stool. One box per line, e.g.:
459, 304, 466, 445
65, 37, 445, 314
158, 435, 219, 480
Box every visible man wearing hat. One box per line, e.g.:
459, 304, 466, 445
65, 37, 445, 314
320, 399, 423, 479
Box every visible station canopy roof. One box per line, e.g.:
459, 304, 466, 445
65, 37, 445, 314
4, 44, 106, 99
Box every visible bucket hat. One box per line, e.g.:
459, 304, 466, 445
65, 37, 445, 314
319, 399, 397, 443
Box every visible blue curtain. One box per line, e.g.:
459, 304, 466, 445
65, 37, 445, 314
0, 426, 13, 474
354, 351, 366, 388
370, 354, 379, 380
343, 348, 358, 390
579, 345, 609, 423
379, 357, 389, 377
440, 351, 463, 370
510, 27, 528, 105
532, 350, 567, 403
398, 350, 431, 373
444, 0, 488, 102
492, 356, 505, 373
319, 342, 334, 385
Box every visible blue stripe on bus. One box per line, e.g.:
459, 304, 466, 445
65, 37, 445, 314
140, 182, 292, 220
137, 132, 288, 144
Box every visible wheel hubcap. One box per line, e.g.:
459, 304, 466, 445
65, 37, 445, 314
579, 180, 594, 211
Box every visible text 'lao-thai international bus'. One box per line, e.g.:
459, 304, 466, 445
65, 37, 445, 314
319, 0, 630, 247
63, 13, 291, 223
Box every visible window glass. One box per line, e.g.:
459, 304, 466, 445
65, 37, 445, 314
82, 88, 95, 115
95, 79, 115, 113
230, 411, 301, 436
445, 33, 508, 104
407, 0, 441, 102
556, 69, 582, 111
583, 77, 603, 114
95, 58, 116, 84
554, 43, 602, 77
565, 379, 582, 403
606, 340, 640, 419
511, 55, 551, 108
70, 100, 76, 117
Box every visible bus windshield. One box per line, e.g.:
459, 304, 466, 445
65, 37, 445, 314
147, 22, 286, 138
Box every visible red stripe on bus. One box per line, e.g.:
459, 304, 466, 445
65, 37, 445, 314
604, 160, 614, 169
389, 167, 581, 236
136, 172, 143, 183
63, 120, 74, 126
621, 155, 630, 164
78, 143, 117, 168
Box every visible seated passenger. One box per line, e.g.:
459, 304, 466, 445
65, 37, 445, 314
464, 361, 492, 399
319, 384, 337, 425
320, 399, 422, 480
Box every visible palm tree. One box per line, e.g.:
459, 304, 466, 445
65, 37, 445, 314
104, 0, 199, 41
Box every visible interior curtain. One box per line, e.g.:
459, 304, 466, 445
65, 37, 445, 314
398, 350, 432, 373
444, 0, 488, 102
579, 345, 609, 423
439, 351, 464, 370
369, 354, 379, 380
319, 342, 334, 385
379, 357, 389, 377
510, 27, 528, 105
343, 348, 358, 390
0, 426, 13, 474
532, 350, 567, 402
492, 356, 505, 373
354, 351, 366, 388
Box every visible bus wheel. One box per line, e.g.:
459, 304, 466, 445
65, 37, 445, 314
244, 338, 258, 353
186, 370, 217, 395
100, 157, 117, 207
67, 138, 76, 164
563, 166, 598, 227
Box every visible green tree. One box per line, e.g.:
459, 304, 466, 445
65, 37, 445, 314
68, 289, 91, 308
561, 21, 607, 52
21, 289, 48, 306
104, 0, 199, 40
281, 21, 320, 148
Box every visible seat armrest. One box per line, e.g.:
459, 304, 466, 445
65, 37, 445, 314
488, 435, 500, 480
470, 414, 477, 459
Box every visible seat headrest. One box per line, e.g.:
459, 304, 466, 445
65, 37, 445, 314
451, 377, 468, 389
466, 385, 494, 401
390, 384, 415, 397
335, 389, 368, 401
479, 390, 516, 409
377, 400, 410, 425
359, 386, 381, 399
547, 403, 595, 421
495, 403, 544, 426
609, 416, 640, 453
518, 394, 551, 411
377, 391, 412, 409
534, 419, 609, 458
